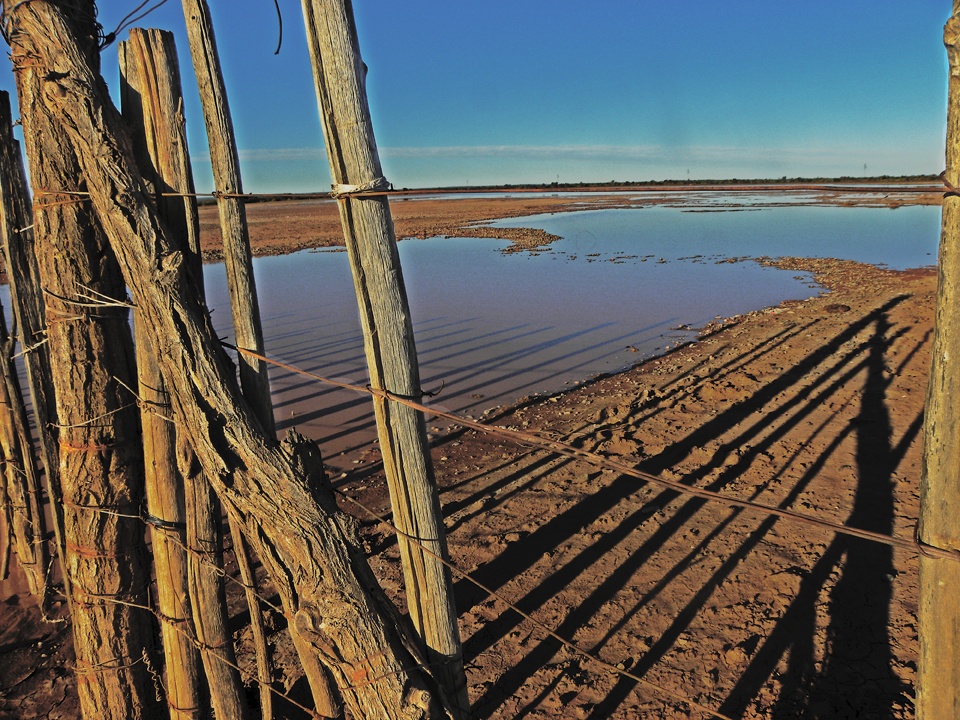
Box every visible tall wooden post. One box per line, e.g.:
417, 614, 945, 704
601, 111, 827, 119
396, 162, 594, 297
178, 3, 282, 715
0, 284, 46, 597
118, 29, 205, 720
179, 0, 274, 432
0, 90, 66, 607
0, 93, 48, 600
919, 5, 960, 719
300, 1, 469, 714
5, 2, 160, 718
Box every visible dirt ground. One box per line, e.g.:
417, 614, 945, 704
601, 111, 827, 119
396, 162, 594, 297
0, 188, 940, 718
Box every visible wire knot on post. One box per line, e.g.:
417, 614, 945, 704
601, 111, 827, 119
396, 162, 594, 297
330, 176, 392, 199
940, 170, 960, 199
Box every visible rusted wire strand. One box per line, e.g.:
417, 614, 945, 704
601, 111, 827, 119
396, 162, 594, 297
56, 500, 287, 615
225, 343, 957, 564
102, 0, 171, 47
940, 170, 960, 199
21, 183, 943, 206
51, 427, 722, 715
59, 499, 721, 717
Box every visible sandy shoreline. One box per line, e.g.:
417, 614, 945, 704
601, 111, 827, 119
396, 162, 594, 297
1, 190, 939, 718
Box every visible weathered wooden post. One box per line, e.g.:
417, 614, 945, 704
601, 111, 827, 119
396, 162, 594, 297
178, 3, 283, 715
0, 93, 47, 600
0, 90, 66, 607
4, 3, 160, 718
299, 1, 470, 714
179, 0, 274, 431
118, 29, 205, 720
0, 284, 46, 597
919, 5, 960, 719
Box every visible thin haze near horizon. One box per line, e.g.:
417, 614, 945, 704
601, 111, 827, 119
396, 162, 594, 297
1, 0, 950, 192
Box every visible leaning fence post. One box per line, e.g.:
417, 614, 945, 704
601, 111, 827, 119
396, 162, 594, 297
918, 5, 960, 719
300, 1, 470, 714
118, 29, 205, 720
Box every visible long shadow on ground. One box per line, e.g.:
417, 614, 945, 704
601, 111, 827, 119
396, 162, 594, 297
458, 297, 920, 718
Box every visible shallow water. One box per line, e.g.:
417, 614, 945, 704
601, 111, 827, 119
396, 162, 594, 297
0, 201, 938, 597
490, 204, 939, 269
201, 202, 939, 459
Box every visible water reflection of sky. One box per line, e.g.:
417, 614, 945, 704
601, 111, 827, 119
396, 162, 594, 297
195, 203, 940, 456
490, 204, 940, 270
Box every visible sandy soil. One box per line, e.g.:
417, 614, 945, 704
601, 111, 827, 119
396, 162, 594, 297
0, 188, 939, 719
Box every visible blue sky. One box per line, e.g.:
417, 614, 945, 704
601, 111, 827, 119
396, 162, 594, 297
1, 1, 951, 190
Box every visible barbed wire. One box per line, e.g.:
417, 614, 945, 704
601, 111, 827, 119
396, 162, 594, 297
3, 338, 932, 718
16, 180, 940, 223
41, 462, 732, 719
2, 262, 945, 718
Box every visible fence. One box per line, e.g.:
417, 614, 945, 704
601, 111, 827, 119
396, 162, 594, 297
0, 1, 955, 719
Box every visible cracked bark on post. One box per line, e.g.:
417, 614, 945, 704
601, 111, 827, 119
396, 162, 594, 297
5, 3, 160, 719
176, 4, 284, 713
0, 90, 66, 610
0, 93, 48, 601
118, 29, 206, 720
299, 1, 469, 714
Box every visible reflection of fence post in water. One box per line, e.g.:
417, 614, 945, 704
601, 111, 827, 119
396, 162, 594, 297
300, 0, 470, 714
918, 6, 960, 718
118, 28, 206, 720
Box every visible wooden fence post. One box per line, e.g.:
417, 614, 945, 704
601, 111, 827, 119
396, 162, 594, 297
177, 3, 285, 715
299, 1, 470, 715
0, 282, 46, 597
118, 29, 205, 720
4, 3, 160, 718
0, 92, 47, 600
919, 6, 960, 719
0, 90, 66, 608
179, 0, 274, 432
